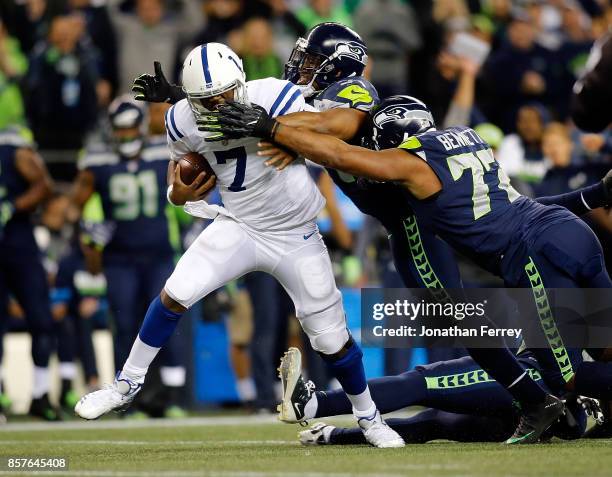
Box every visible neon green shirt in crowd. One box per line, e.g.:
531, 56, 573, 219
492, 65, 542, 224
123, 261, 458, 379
0, 36, 28, 130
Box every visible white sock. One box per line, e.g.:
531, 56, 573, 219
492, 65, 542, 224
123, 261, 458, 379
304, 392, 318, 420
347, 386, 376, 415
122, 336, 160, 382
59, 362, 77, 380
236, 378, 256, 402
160, 366, 186, 387
32, 366, 50, 399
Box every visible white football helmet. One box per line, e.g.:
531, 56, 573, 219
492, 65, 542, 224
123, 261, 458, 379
181, 43, 247, 118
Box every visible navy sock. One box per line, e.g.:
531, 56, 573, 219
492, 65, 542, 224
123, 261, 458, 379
139, 296, 183, 348
321, 341, 367, 396
316, 370, 427, 418
574, 361, 612, 399
468, 347, 547, 404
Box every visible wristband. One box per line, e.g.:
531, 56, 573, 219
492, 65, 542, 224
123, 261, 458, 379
167, 185, 178, 206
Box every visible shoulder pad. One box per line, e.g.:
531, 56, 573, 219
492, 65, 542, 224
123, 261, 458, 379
142, 139, 170, 162
165, 100, 189, 142
315, 77, 379, 112
247, 78, 303, 117
78, 149, 120, 170
0, 125, 35, 148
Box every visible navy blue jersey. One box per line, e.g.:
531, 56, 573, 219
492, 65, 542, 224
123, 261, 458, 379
79, 137, 173, 257
397, 127, 578, 272
312, 76, 380, 113
0, 128, 38, 251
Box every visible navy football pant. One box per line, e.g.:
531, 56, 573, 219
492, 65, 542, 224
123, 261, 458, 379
509, 219, 612, 391
105, 255, 181, 371
0, 251, 53, 367
314, 356, 542, 420
389, 215, 548, 404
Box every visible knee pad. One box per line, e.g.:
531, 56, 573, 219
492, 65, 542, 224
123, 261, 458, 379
301, 300, 349, 355
294, 253, 341, 316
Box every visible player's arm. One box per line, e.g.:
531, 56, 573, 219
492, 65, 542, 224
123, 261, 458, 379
71, 169, 96, 210
13, 147, 53, 211
276, 108, 368, 141
535, 170, 611, 215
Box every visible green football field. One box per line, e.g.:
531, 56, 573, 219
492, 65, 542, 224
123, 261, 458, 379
0, 415, 611, 477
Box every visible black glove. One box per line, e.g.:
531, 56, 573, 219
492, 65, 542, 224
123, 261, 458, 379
132, 61, 185, 104
603, 169, 612, 206
197, 101, 279, 142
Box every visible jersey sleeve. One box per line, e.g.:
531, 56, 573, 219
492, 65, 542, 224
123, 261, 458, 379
247, 78, 306, 117
165, 100, 192, 161
314, 77, 380, 113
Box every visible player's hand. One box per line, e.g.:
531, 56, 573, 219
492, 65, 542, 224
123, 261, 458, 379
132, 61, 185, 104
577, 396, 604, 425
257, 141, 297, 170
198, 101, 278, 140
170, 163, 216, 205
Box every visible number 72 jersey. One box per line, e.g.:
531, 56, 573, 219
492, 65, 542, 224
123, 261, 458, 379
165, 77, 325, 232
397, 126, 573, 267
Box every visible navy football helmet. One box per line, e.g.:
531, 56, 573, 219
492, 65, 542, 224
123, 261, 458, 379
363, 95, 436, 151
284, 22, 367, 95
108, 96, 146, 159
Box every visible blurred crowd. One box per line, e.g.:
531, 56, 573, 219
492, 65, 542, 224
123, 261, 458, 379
0, 0, 610, 420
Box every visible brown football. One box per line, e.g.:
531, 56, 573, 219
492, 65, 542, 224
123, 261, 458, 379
177, 151, 215, 185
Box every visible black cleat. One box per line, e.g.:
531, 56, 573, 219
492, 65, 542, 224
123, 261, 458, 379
584, 399, 612, 439
29, 394, 62, 421
506, 394, 565, 444
277, 348, 316, 424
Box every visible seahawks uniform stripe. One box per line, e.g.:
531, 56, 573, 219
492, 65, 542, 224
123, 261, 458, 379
201, 44, 212, 84
277, 88, 302, 116
269, 83, 294, 117
169, 106, 184, 139
164, 110, 178, 142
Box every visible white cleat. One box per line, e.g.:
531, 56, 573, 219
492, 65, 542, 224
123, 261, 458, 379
358, 410, 405, 448
278, 347, 315, 424
75, 372, 142, 420
299, 422, 335, 445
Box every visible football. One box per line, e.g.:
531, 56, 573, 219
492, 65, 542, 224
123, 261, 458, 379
178, 151, 215, 185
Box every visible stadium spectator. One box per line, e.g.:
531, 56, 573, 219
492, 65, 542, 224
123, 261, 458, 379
114, 0, 181, 93
239, 17, 283, 80
496, 103, 549, 186
0, 18, 27, 130
25, 13, 99, 178
295, 0, 352, 30
173, 0, 247, 80
353, 0, 422, 97
483, 12, 553, 130
441, 54, 485, 128
66, 0, 119, 105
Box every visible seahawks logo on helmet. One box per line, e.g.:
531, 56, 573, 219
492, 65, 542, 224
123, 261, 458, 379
373, 105, 434, 128
334, 42, 367, 64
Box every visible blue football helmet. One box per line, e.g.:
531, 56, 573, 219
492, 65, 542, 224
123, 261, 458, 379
284, 22, 367, 95
108, 96, 146, 159
363, 95, 436, 151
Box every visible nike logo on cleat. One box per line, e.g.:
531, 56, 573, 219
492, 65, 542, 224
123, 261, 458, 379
294, 402, 302, 417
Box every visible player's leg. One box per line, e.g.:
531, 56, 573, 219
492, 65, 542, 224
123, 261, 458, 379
393, 216, 553, 424
522, 219, 612, 401
304, 355, 527, 420
302, 409, 513, 445
104, 262, 141, 371
54, 313, 78, 411
8, 255, 59, 420
76, 217, 258, 419
145, 256, 188, 416
271, 227, 404, 448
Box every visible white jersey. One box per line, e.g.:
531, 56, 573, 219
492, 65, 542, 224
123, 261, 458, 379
165, 77, 325, 231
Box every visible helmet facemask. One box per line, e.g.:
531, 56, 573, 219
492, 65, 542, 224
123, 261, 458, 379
185, 79, 248, 121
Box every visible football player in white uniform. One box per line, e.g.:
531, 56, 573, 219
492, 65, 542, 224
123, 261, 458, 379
75, 43, 403, 448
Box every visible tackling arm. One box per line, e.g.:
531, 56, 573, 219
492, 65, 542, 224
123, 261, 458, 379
276, 108, 368, 141
14, 148, 53, 211
273, 124, 441, 199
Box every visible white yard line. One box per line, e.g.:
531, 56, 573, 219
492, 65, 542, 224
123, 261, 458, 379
0, 470, 439, 477
0, 439, 296, 446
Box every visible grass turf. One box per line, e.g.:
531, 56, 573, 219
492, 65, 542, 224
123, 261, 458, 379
0, 417, 610, 476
